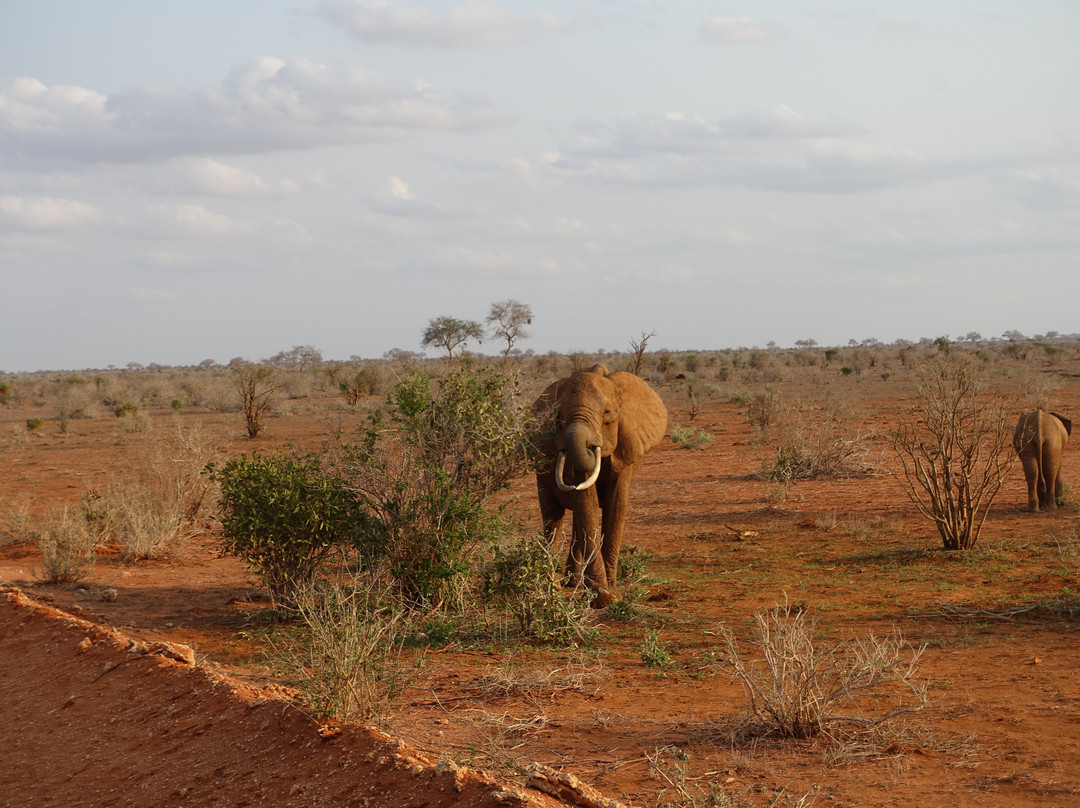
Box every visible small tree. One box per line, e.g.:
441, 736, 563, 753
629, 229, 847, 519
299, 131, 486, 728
892, 356, 1018, 550
271, 345, 323, 372
628, 330, 656, 376
486, 299, 533, 365
421, 316, 483, 367
232, 363, 278, 439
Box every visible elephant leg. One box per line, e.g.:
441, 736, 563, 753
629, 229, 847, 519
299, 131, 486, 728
599, 465, 639, 596
1020, 454, 1040, 512
565, 488, 604, 595
537, 479, 566, 544
1042, 446, 1060, 511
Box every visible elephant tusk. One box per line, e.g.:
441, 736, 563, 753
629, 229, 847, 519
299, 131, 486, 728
555, 447, 602, 492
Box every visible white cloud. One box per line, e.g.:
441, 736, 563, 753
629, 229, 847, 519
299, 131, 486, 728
998, 169, 1080, 211
322, 0, 563, 47
154, 204, 255, 237
0, 195, 101, 229
388, 176, 412, 199
271, 219, 313, 245
0, 60, 509, 165
0, 77, 109, 138
172, 157, 281, 197
699, 17, 783, 45
547, 110, 941, 193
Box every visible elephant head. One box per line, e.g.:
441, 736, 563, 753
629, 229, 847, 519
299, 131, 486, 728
534, 364, 667, 606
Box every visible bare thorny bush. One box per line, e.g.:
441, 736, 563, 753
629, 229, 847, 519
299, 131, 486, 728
891, 355, 1018, 550
270, 573, 410, 726
719, 601, 927, 744
99, 421, 228, 559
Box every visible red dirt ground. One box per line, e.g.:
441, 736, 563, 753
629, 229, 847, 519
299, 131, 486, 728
2, 362, 1079, 807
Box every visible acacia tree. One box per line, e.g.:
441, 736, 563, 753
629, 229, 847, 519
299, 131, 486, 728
421, 316, 483, 367
271, 345, 323, 372
486, 299, 533, 365
891, 355, 1018, 550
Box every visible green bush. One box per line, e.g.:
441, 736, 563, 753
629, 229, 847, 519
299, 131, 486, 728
670, 424, 713, 450
26, 417, 44, 432
212, 451, 379, 605
113, 401, 139, 417
480, 535, 594, 645
340, 367, 535, 609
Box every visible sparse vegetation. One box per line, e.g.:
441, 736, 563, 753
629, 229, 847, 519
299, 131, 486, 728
892, 355, 1018, 550
36, 507, 98, 584
720, 601, 927, 741
3, 335, 1080, 807
670, 423, 713, 450
270, 576, 408, 725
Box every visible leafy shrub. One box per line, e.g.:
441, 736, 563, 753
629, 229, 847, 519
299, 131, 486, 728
113, 401, 139, 418
670, 424, 713, 450
26, 417, 43, 432
639, 629, 674, 669
480, 534, 594, 645
212, 451, 378, 605
339, 366, 535, 609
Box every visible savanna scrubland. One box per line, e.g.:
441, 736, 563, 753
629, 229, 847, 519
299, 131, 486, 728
2, 335, 1079, 808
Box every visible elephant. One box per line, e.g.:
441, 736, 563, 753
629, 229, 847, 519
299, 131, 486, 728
1013, 409, 1071, 512
533, 364, 668, 607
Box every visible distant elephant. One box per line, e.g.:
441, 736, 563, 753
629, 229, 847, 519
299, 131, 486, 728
533, 364, 668, 607
1013, 409, 1071, 512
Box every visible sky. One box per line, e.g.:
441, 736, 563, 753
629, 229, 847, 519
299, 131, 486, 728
1, 1, 1078, 371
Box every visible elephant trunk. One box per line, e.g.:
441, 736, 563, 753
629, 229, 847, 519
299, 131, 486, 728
555, 422, 603, 492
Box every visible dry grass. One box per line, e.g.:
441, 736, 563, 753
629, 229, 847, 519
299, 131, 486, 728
36, 507, 97, 584
471, 652, 609, 700
270, 575, 410, 726
719, 601, 927, 742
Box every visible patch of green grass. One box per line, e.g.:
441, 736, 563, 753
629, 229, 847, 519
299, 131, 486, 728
639, 629, 675, 669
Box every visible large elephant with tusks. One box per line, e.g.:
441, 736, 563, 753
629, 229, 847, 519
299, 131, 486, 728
533, 364, 667, 607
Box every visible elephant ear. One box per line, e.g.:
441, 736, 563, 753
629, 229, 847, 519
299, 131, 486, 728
1053, 412, 1073, 437
609, 371, 668, 471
